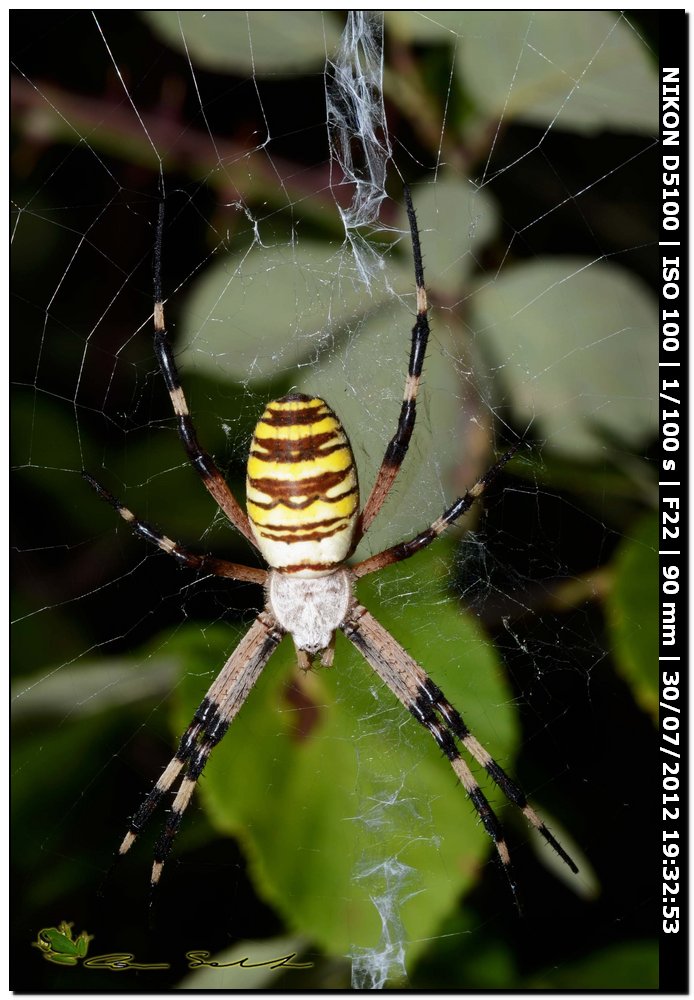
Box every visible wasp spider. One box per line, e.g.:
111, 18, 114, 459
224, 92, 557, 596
85, 189, 577, 906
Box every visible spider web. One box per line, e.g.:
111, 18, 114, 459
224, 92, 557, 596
11, 10, 661, 992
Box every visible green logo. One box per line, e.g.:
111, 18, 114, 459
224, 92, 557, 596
33, 922, 93, 966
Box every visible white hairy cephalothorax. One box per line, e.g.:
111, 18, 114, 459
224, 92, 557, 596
266, 567, 354, 653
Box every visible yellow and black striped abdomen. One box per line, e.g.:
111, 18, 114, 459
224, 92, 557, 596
246, 394, 359, 575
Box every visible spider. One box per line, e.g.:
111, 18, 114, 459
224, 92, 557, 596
85, 188, 577, 906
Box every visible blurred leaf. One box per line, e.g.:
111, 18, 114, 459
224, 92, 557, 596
171, 542, 518, 960
511, 448, 656, 514
458, 12, 658, 135
180, 178, 497, 387
387, 12, 657, 134
470, 258, 658, 459
606, 512, 659, 719
12, 656, 177, 721
12, 713, 123, 907
411, 906, 516, 989
525, 939, 658, 988
179, 238, 399, 385
13, 717, 102, 834
386, 11, 468, 44
144, 11, 342, 75
13, 390, 80, 472
527, 814, 598, 899
401, 176, 500, 296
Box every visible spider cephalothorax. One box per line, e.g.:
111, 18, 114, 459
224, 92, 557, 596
86, 189, 577, 906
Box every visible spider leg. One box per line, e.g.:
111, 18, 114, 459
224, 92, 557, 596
83, 472, 266, 585
356, 187, 430, 542
342, 605, 517, 903
118, 611, 283, 888
352, 444, 519, 578
152, 201, 257, 548
417, 677, 577, 874
342, 605, 576, 902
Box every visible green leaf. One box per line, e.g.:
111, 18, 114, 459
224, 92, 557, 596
143, 12, 342, 75
178, 174, 497, 390
11, 656, 177, 721
400, 176, 499, 297
13, 390, 82, 475
525, 939, 658, 989
411, 905, 516, 989
458, 12, 658, 135
178, 238, 398, 386
606, 512, 659, 719
170, 542, 518, 960
470, 258, 658, 459
386, 11, 469, 45
387, 12, 657, 135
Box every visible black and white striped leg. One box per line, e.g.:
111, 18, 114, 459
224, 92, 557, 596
353, 443, 520, 579
342, 605, 577, 905
83, 472, 266, 586
342, 606, 520, 907
117, 612, 283, 887
357, 186, 431, 540
408, 689, 520, 906
151, 202, 257, 548
417, 677, 578, 874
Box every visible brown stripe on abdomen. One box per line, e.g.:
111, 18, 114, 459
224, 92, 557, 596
259, 406, 331, 427
250, 438, 350, 463
248, 484, 358, 511
248, 466, 354, 500
246, 394, 360, 574
255, 521, 351, 543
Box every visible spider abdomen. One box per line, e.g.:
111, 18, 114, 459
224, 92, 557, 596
246, 394, 359, 575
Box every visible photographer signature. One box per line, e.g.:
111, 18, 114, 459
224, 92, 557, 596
32, 922, 312, 972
